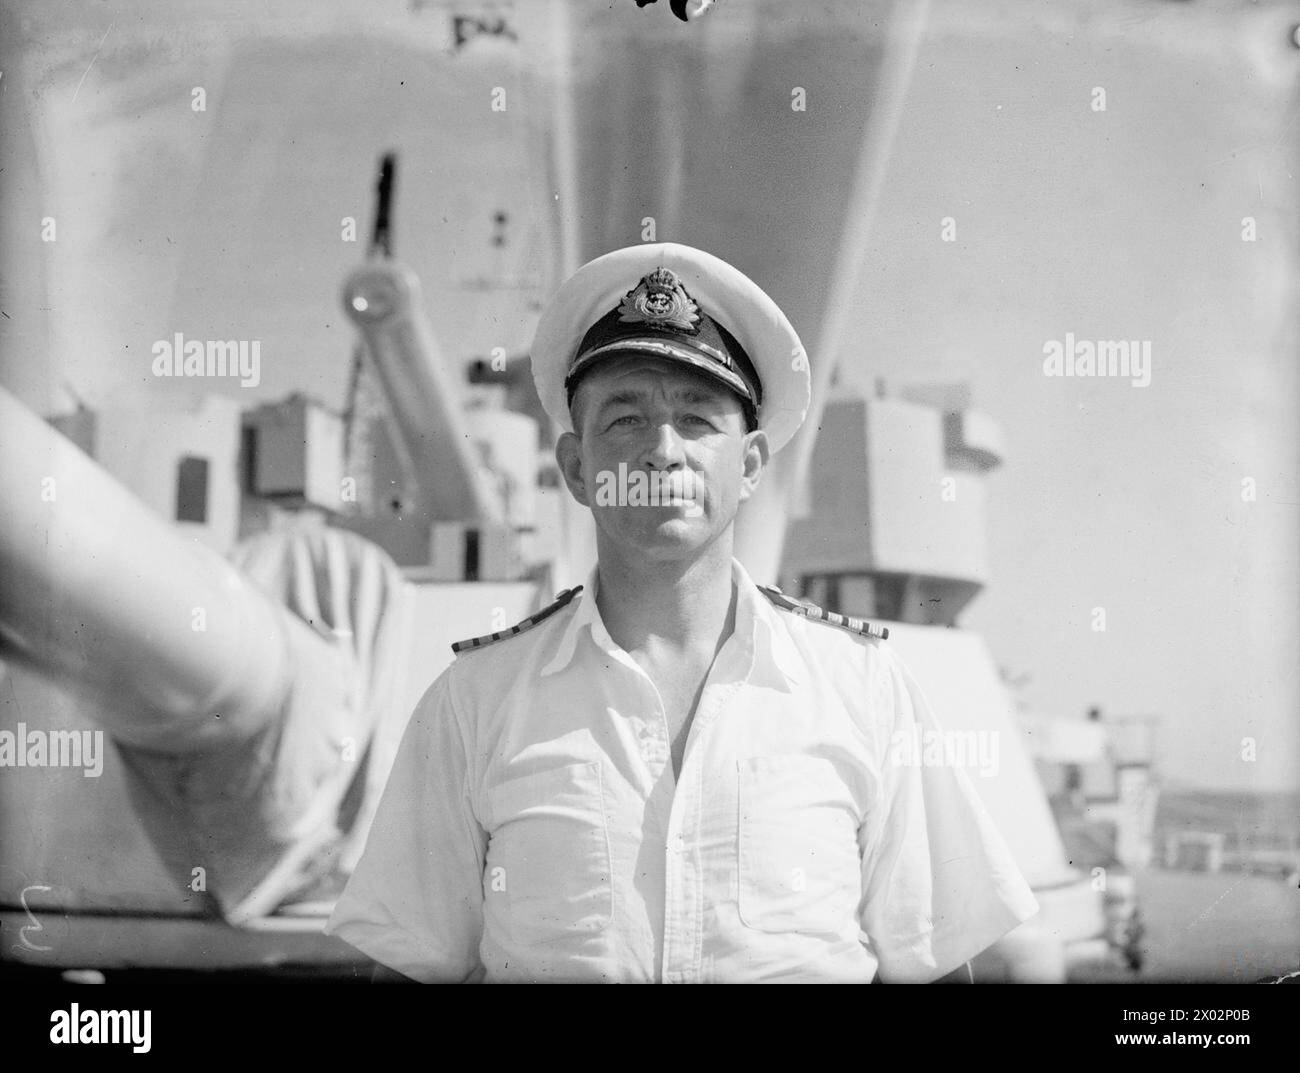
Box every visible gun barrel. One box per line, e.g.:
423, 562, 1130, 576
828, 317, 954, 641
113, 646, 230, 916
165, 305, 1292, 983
342, 261, 506, 525
0, 385, 302, 751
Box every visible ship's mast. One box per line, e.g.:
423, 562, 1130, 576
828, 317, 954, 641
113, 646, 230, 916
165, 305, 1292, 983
341, 153, 398, 515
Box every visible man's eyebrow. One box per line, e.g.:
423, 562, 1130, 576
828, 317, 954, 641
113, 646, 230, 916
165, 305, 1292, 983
594, 386, 730, 413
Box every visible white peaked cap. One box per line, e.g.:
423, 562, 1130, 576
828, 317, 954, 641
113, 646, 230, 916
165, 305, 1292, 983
530, 242, 811, 454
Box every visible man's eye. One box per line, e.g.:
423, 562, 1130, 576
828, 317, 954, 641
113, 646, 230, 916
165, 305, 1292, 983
608, 414, 639, 428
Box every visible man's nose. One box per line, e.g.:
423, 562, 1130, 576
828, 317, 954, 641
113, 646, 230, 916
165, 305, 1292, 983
641, 420, 687, 469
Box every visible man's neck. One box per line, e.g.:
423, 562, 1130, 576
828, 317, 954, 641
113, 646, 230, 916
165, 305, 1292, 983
593, 536, 737, 659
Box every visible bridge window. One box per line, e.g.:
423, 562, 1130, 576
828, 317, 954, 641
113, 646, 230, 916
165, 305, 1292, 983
176, 455, 209, 523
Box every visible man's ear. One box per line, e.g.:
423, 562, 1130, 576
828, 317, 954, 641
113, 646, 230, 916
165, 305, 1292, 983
555, 430, 591, 508
737, 428, 769, 503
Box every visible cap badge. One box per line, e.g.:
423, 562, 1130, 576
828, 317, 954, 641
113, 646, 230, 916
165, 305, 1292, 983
617, 267, 700, 333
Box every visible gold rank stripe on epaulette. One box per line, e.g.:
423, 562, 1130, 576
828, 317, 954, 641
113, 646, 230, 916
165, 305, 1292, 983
757, 585, 890, 641
451, 586, 584, 655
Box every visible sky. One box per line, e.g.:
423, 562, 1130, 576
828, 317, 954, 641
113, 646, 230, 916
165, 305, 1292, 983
847, 2, 1299, 793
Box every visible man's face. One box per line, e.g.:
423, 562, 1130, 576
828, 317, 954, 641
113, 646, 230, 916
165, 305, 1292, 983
555, 355, 768, 563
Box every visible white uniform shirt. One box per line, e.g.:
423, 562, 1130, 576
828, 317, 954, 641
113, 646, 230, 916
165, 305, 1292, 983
326, 558, 1039, 982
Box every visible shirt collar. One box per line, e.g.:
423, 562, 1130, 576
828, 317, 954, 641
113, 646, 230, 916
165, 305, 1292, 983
734, 557, 806, 688
539, 557, 804, 688
539, 559, 604, 678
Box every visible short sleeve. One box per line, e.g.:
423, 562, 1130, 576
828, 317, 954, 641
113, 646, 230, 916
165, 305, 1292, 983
325, 672, 487, 982
859, 645, 1039, 983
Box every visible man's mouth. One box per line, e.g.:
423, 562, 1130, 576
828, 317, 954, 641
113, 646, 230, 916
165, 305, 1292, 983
594, 465, 706, 516
658, 472, 698, 501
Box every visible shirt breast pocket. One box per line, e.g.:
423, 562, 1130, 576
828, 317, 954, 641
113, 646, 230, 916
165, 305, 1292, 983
486, 761, 614, 946
737, 755, 862, 935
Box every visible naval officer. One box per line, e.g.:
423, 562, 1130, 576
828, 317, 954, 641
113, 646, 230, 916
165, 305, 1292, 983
326, 242, 1039, 983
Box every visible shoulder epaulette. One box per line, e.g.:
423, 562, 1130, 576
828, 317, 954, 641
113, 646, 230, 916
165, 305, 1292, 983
757, 584, 889, 641
451, 586, 584, 655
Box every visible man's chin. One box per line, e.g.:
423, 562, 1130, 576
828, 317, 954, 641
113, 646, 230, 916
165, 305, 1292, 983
595, 511, 716, 559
